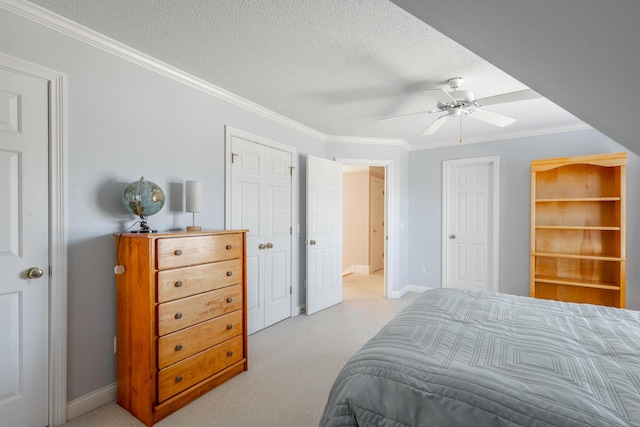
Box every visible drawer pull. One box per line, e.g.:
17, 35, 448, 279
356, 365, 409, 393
227, 351, 234, 357
175, 344, 183, 351
175, 312, 183, 320
226, 271, 233, 277
174, 249, 182, 256
226, 297, 233, 303
226, 324, 233, 330
226, 244, 232, 250
175, 375, 183, 383
175, 281, 183, 288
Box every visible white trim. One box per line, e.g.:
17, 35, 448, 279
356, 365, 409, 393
66, 383, 116, 421
390, 284, 433, 299
442, 156, 500, 293
411, 123, 592, 150
0, 52, 68, 426
334, 158, 394, 299
342, 264, 369, 276
224, 126, 300, 316
0, 0, 325, 142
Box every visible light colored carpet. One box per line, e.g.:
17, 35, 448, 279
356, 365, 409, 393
62, 272, 417, 427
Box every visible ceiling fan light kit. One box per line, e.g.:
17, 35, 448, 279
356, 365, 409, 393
380, 76, 542, 140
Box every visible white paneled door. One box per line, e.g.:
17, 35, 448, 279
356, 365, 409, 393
230, 135, 292, 334
444, 159, 499, 292
306, 156, 343, 315
0, 68, 49, 426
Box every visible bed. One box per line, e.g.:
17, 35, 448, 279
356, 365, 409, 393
319, 288, 640, 427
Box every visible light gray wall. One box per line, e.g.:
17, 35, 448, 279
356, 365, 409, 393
408, 128, 640, 310
1, 8, 329, 401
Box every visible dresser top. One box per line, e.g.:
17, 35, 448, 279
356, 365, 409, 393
115, 229, 248, 238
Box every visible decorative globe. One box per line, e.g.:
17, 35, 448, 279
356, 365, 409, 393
122, 177, 165, 219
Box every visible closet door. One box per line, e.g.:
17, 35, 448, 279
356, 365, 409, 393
230, 136, 292, 334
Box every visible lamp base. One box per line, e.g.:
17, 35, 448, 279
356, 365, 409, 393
186, 225, 202, 232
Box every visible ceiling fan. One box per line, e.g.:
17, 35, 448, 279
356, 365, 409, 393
380, 77, 541, 136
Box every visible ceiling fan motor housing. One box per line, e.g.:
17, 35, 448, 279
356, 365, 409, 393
448, 77, 464, 90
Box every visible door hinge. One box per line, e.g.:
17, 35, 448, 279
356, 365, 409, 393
49, 266, 53, 276
289, 166, 295, 176
231, 153, 239, 164
290, 286, 292, 295
290, 226, 292, 235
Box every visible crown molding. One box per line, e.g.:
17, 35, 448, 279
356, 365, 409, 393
325, 135, 411, 151
1, 0, 327, 141
410, 123, 593, 150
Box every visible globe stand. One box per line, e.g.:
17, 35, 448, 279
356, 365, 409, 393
130, 216, 157, 234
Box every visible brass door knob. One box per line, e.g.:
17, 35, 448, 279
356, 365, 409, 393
26, 267, 44, 279
449, 234, 456, 239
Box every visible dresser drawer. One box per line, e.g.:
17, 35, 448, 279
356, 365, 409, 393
157, 284, 243, 335
157, 310, 242, 369
156, 234, 242, 270
157, 259, 243, 303
157, 335, 243, 403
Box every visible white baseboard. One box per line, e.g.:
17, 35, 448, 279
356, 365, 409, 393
342, 264, 370, 276
390, 284, 436, 299
355, 265, 369, 275
66, 382, 116, 421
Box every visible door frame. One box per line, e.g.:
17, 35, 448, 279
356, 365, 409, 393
442, 156, 500, 292
0, 53, 68, 425
334, 158, 393, 299
224, 126, 299, 315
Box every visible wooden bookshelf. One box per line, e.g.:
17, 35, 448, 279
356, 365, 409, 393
530, 152, 627, 307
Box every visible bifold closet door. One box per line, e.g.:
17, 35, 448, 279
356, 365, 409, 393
230, 136, 292, 334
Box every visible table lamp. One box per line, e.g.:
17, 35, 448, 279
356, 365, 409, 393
185, 180, 202, 231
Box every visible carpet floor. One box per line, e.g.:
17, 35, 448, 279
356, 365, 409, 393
62, 271, 418, 427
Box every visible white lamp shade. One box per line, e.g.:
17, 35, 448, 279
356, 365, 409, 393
185, 180, 202, 213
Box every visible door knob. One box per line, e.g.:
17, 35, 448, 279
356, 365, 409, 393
258, 243, 266, 250
449, 234, 456, 239
266, 243, 273, 249
26, 267, 44, 279
309, 240, 316, 245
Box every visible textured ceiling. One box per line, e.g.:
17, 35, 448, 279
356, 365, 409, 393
26, 0, 585, 148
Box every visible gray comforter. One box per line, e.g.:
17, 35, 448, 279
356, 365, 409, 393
320, 288, 640, 427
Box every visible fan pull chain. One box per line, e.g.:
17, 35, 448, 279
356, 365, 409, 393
459, 112, 463, 143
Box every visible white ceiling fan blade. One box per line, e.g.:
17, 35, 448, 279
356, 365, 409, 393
477, 89, 541, 106
423, 89, 456, 105
468, 109, 516, 127
422, 114, 449, 135
379, 109, 439, 122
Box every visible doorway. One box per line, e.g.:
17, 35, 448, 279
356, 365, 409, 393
336, 158, 392, 299
442, 156, 500, 292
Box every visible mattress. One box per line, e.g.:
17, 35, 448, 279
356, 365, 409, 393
319, 288, 640, 426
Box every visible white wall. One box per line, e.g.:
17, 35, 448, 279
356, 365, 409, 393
408, 128, 640, 310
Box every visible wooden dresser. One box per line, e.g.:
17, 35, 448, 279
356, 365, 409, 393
115, 230, 248, 426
